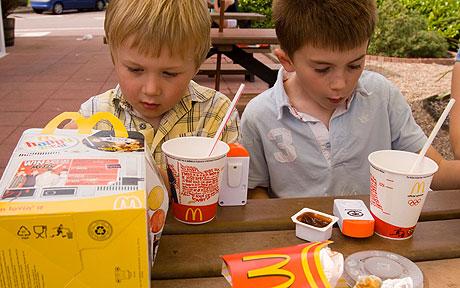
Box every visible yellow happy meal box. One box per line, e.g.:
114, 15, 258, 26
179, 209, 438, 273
0, 112, 168, 287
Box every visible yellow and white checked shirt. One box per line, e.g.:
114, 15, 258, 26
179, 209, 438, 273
78, 81, 240, 167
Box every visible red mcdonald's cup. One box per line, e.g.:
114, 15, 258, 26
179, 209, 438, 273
368, 150, 438, 239
162, 137, 229, 224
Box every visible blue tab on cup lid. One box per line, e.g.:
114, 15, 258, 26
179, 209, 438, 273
343, 250, 423, 288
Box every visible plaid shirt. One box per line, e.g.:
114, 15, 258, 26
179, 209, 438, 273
79, 81, 239, 167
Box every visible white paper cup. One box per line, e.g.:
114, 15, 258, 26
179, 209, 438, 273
161, 137, 229, 224
368, 150, 438, 239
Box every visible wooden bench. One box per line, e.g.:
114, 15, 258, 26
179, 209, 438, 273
198, 62, 281, 82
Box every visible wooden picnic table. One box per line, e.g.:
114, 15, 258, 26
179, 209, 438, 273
209, 28, 279, 90
210, 12, 266, 22
151, 189, 460, 287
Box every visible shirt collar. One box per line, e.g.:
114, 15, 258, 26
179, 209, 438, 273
273, 67, 293, 120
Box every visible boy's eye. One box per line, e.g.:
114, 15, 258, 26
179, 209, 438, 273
349, 64, 362, 70
314, 67, 330, 73
127, 66, 143, 73
163, 71, 179, 77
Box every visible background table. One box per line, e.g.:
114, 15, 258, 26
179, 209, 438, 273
209, 28, 279, 90
151, 190, 460, 287
210, 12, 266, 22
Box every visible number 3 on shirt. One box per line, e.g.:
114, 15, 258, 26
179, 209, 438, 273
267, 128, 297, 163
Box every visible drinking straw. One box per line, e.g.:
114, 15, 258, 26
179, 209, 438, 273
409, 98, 456, 173
207, 83, 245, 156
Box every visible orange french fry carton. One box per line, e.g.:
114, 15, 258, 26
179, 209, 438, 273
0, 112, 168, 287
221, 241, 345, 288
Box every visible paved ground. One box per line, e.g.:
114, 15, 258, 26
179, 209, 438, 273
0, 36, 273, 177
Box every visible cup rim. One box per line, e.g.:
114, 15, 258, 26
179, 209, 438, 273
368, 150, 439, 177
161, 136, 230, 161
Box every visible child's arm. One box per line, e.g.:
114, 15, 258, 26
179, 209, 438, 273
449, 50, 460, 159
426, 146, 460, 189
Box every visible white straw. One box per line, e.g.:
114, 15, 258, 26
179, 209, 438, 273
409, 98, 456, 173
207, 83, 245, 156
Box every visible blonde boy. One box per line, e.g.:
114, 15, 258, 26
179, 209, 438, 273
68, 0, 239, 167
240, 0, 460, 198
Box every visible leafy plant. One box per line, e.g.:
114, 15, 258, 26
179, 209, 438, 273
369, 0, 449, 58
398, 0, 460, 50
238, 0, 273, 28
1, 0, 18, 19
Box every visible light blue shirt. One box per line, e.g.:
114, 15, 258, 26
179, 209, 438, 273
240, 68, 427, 197
456, 48, 460, 62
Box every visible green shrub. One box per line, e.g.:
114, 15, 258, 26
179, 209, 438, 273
369, 0, 449, 58
398, 0, 460, 49
238, 0, 274, 28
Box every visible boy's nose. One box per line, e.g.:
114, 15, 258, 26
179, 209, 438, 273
329, 73, 347, 91
143, 77, 161, 97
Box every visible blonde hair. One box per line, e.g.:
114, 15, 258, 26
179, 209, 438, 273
272, 0, 377, 57
105, 0, 211, 67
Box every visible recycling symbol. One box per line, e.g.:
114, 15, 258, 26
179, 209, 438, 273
88, 220, 112, 241
95, 225, 107, 236
17, 226, 31, 239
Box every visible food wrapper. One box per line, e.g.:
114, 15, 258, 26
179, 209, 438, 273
221, 241, 344, 287
381, 277, 414, 288
318, 246, 344, 287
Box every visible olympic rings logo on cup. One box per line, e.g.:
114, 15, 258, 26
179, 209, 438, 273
408, 199, 421, 206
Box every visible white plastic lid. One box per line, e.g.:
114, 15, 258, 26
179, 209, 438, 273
343, 250, 423, 288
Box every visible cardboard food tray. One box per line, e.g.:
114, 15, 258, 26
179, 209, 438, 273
0, 112, 169, 287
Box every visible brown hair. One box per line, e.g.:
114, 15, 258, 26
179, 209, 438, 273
272, 0, 377, 57
105, 0, 211, 67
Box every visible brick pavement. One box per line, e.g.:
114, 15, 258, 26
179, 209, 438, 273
0, 36, 273, 177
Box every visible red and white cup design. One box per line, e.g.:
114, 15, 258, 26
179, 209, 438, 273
162, 137, 229, 224
368, 150, 438, 240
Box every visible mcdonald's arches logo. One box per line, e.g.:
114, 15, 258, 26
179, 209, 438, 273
409, 181, 425, 196
172, 202, 217, 224
113, 196, 142, 209
185, 208, 203, 222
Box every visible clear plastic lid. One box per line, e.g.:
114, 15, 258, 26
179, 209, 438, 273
343, 250, 423, 288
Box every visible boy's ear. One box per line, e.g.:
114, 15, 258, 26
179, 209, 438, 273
274, 48, 295, 73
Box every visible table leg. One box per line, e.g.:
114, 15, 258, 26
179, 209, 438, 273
223, 45, 278, 87
215, 52, 222, 91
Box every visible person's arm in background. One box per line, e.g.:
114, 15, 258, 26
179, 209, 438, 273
449, 48, 460, 159
426, 146, 460, 189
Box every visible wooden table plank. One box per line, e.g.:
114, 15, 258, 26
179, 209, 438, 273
153, 258, 460, 288
163, 190, 460, 235
210, 12, 266, 21
211, 28, 278, 45
417, 258, 460, 288
152, 219, 460, 279
153, 277, 228, 288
